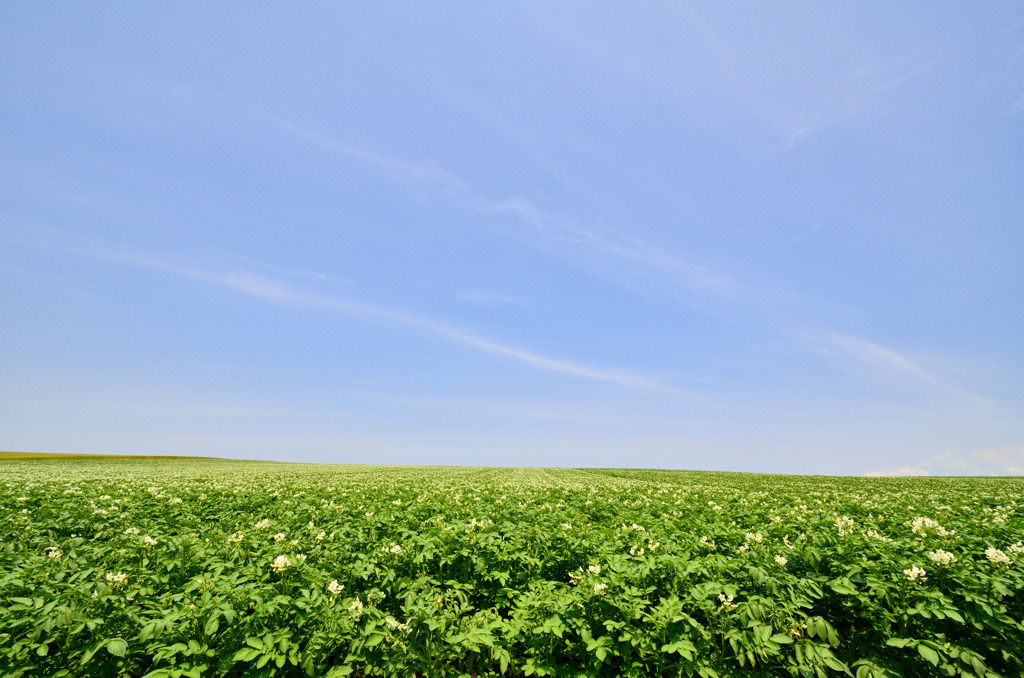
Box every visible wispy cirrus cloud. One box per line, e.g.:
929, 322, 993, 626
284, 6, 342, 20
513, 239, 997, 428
806, 330, 992, 403
107, 246, 692, 396
487, 198, 736, 295
808, 330, 936, 383
144, 88, 993, 404
177, 89, 734, 302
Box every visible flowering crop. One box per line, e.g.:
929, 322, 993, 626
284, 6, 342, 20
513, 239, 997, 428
1, 460, 1022, 677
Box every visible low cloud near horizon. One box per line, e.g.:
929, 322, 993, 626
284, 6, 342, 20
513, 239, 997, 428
865, 445, 1024, 477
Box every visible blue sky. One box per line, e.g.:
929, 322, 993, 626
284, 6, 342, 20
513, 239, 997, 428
2, 3, 1023, 474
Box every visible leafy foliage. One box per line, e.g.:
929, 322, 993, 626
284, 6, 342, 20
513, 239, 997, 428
2, 461, 1022, 676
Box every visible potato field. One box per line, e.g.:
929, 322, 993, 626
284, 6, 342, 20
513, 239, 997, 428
2, 460, 1023, 677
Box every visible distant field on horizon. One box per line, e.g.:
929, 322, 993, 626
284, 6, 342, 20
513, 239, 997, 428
0, 450, 225, 461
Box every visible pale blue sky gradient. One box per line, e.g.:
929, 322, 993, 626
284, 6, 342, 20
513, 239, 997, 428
2, 3, 1023, 474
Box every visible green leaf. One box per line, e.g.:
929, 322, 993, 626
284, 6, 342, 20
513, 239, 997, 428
770, 633, 794, 644
106, 638, 128, 657
917, 645, 939, 666
829, 581, 857, 595
232, 648, 260, 662
886, 638, 912, 648
204, 612, 220, 636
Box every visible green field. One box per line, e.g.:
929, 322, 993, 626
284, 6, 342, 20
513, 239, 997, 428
2, 459, 1022, 677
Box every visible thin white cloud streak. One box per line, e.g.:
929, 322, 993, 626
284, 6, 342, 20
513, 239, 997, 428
806, 330, 993, 404
111, 249, 690, 395
782, 61, 936, 146
809, 330, 936, 383
214, 248, 331, 283
487, 198, 735, 294
194, 89, 467, 193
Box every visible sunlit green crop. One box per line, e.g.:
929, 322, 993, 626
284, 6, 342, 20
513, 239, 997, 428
2, 461, 1022, 677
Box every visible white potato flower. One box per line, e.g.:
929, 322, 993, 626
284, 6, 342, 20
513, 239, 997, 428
903, 565, 926, 582
835, 516, 855, 537
106, 572, 128, 587
927, 549, 956, 567
985, 547, 1011, 565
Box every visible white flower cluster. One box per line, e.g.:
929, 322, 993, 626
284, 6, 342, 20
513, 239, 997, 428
46, 546, 62, 560
865, 529, 891, 542
273, 533, 287, 542
621, 523, 646, 532
593, 583, 607, 595
835, 516, 855, 537
774, 555, 787, 567
909, 517, 942, 537
106, 572, 128, 587
385, 617, 411, 632
1008, 542, 1024, 554
699, 536, 716, 550
588, 564, 601, 575
927, 549, 956, 567
382, 542, 402, 555
985, 547, 1012, 565
124, 527, 140, 535
718, 593, 737, 611
143, 536, 157, 547
903, 565, 926, 582
783, 535, 796, 550
227, 531, 244, 544
271, 555, 291, 572
316, 531, 327, 541
348, 598, 364, 616
561, 523, 572, 530
629, 545, 645, 556
327, 579, 344, 597
745, 532, 763, 544
466, 517, 493, 532
254, 519, 271, 530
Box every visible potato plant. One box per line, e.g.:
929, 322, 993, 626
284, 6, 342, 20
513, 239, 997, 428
1, 461, 1022, 677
